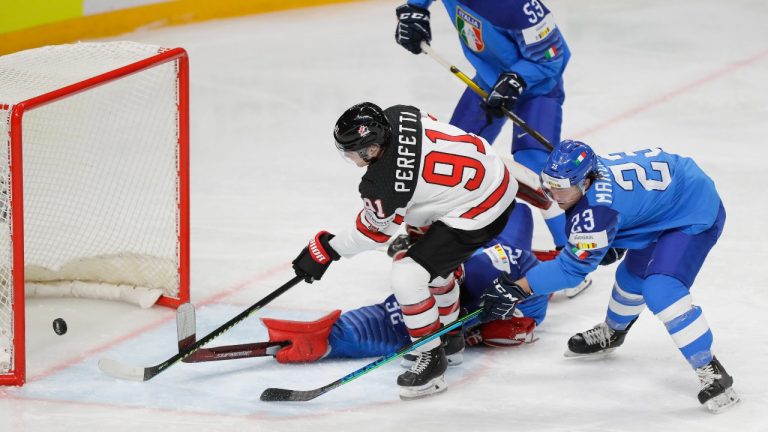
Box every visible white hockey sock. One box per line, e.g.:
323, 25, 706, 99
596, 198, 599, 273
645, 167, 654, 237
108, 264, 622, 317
429, 274, 460, 324
392, 257, 440, 351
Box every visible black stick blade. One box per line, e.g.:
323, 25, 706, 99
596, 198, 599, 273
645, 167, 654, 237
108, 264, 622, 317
261, 388, 296, 401
260, 387, 326, 402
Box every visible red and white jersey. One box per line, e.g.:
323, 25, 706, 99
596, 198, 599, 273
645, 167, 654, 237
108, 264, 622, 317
330, 105, 517, 257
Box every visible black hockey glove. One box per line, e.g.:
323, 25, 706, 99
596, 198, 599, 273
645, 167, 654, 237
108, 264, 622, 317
292, 231, 340, 283
599, 248, 627, 266
482, 72, 526, 118
479, 273, 532, 323
395, 4, 431, 54
387, 234, 413, 258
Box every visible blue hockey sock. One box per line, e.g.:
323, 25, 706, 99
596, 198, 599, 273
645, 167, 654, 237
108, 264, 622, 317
605, 281, 645, 331
644, 274, 713, 368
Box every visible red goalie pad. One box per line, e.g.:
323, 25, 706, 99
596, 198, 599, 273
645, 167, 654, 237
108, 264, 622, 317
478, 316, 536, 347
261, 309, 341, 363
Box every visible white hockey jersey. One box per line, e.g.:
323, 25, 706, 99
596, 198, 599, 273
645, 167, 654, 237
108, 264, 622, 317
330, 105, 518, 258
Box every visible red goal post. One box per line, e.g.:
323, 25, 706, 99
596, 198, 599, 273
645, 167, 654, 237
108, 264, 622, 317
0, 41, 190, 386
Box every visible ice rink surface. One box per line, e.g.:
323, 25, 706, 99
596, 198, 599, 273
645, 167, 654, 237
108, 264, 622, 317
1, 0, 767, 430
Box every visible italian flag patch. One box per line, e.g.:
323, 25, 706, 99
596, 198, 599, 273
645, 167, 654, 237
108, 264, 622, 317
571, 246, 590, 260
544, 46, 558, 59
574, 151, 587, 165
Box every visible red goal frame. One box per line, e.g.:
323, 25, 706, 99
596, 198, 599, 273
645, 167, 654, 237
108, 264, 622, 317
0, 47, 190, 386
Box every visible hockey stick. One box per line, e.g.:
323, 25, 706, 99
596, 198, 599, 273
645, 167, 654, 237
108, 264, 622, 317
260, 308, 482, 402
98, 275, 303, 381
183, 341, 289, 363
419, 42, 554, 152
500, 154, 552, 210
175, 302, 289, 363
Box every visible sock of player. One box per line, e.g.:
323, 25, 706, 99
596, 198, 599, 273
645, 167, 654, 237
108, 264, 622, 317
605, 264, 646, 330
429, 273, 460, 324
605, 280, 646, 331
645, 274, 714, 368
392, 257, 441, 351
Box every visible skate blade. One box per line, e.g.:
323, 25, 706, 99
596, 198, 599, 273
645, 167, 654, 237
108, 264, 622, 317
446, 350, 464, 366
563, 347, 616, 358
399, 376, 448, 401
705, 387, 741, 414
564, 278, 593, 298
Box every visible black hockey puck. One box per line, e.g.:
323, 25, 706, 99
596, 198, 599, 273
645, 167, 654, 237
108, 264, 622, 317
53, 318, 67, 335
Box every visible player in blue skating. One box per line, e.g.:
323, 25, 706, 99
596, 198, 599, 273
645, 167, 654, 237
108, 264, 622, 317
262, 204, 550, 367
394, 0, 571, 248
478, 140, 740, 412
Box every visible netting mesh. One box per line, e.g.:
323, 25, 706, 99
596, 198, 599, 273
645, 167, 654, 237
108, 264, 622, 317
0, 41, 184, 377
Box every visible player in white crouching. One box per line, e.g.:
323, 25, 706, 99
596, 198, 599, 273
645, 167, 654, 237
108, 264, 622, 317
291, 102, 517, 400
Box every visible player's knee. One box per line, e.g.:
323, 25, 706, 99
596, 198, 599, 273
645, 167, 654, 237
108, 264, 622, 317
391, 257, 431, 304
642, 274, 690, 315
614, 261, 644, 296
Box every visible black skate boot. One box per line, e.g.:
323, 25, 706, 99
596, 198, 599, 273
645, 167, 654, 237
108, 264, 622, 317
442, 330, 465, 365
397, 346, 448, 400
401, 330, 464, 368
564, 318, 636, 357
696, 356, 740, 413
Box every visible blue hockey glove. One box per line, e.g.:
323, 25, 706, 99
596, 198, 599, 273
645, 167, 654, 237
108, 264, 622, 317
395, 4, 431, 54
479, 273, 532, 323
292, 231, 340, 283
599, 248, 626, 266
483, 72, 526, 117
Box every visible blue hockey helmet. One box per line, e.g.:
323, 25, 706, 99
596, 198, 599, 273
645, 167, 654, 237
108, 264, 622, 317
541, 140, 597, 199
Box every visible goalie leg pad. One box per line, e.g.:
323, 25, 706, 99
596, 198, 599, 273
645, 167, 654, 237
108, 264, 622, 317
479, 316, 536, 347
260, 309, 341, 363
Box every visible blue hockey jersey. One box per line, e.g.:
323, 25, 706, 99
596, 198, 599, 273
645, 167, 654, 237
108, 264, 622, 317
527, 148, 722, 294
409, 0, 570, 97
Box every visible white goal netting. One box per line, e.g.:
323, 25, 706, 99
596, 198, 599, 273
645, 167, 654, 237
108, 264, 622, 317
0, 41, 188, 381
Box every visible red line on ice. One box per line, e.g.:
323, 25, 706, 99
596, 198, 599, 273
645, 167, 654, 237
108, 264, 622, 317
574, 48, 768, 137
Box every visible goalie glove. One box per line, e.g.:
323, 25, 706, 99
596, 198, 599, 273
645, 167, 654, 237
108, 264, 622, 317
466, 316, 537, 347
292, 231, 340, 283
479, 273, 531, 323
261, 310, 341, 363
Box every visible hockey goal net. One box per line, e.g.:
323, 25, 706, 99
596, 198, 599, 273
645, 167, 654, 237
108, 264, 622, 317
0, 41, 190, 385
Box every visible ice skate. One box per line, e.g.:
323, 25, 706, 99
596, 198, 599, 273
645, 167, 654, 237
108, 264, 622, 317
564, 319, 635, 357
696, 357, 740, 413
563, 276, 592, 298
401, 331, 463, 368
397, 346, 448, 400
